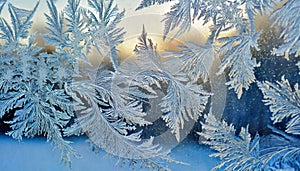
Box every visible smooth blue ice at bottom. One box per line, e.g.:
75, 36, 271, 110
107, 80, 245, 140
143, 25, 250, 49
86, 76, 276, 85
0, 135, 219, 171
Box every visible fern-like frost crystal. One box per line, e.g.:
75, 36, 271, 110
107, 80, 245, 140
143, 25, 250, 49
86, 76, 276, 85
136, 0, 173, 10
164, 42, 215, 84
64, 79, 168, 161
258, 77, 300, 135
218, 33, 261, 99
199, 113, 262, 171
271, 0, 300, 58
131, 26, 211, 141
0, 2, 76, 165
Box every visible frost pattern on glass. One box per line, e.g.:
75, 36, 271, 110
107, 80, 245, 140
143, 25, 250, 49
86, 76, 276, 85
0, 0, 299, 170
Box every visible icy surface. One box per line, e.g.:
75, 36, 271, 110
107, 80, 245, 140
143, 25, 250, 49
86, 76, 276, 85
0, 135, 218, 171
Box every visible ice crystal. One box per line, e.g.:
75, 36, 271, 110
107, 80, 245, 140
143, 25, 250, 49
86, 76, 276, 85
258, 77, 300, 135
199, 113, 262, 171
271, 0, 300, 59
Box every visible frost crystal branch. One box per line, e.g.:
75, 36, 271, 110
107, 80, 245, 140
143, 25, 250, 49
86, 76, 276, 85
218, 32, 261, 98
271, 0, 300, 59
163, 42, 215, 84
199, 113, 262, 171
130, 26, 211, 141
136, 0, 174, 10
258, 76, 300, 135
